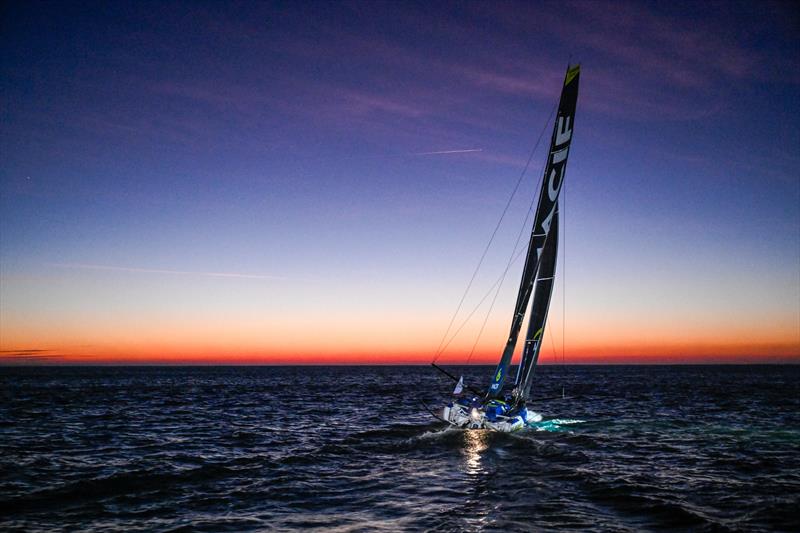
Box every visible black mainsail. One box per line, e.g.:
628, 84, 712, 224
487, 64, 579, 399
515, 206, 558, 399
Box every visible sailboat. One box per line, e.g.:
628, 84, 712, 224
439, 64, 580, 432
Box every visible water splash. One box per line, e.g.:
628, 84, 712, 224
527, 418, 586, 432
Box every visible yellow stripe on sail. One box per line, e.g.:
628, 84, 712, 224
565, 64, 580, 86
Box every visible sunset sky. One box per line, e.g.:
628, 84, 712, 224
1, 1, 798, 364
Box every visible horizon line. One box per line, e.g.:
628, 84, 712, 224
2, 361, 799, 367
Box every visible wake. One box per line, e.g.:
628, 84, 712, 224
527, 418, 586, 432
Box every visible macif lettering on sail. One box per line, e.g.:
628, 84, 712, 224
540, 123, 571, 241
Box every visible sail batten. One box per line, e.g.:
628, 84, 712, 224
486, 64, 579, 399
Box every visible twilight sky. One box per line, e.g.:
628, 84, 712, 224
1, 1, 798, 364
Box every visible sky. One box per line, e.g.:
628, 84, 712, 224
1, 0, 798, 365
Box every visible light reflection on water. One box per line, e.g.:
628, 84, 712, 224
462, 429, 489, 476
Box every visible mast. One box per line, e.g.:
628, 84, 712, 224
486, 63, 579, 398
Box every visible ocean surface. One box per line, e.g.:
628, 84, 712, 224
1, 365, 798, 532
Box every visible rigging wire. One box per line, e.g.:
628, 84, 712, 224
546, 304, 560, 363
432, 102, 558, 364
543, 191, 566, 385
562, 171, 567, 370
464, 200, 534, 365
435, 245, 528, 359
465, 135, 554, 365
561, 54, 573, 396
541, 181, 567, 391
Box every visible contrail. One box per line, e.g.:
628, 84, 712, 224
412, 148, 483, 156
49, 263, 313, 282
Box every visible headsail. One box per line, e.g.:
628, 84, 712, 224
453, 376, 464, 395
486, 64, 579, 398
515, 206, 558, 400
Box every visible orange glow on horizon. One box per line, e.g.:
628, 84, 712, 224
1, 342, 798, 365
2, 308, 798, 365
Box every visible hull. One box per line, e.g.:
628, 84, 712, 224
442, 400, 542, 432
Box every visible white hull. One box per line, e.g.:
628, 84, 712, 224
442, 402, 542, 432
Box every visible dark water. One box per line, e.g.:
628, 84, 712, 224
1, 365, 799, 532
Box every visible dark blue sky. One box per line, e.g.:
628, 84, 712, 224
1, 1, 798, 362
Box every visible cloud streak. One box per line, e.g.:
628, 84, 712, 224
412, 148, 483, 156
0, 349, 62, 363
49, 263, 314, 282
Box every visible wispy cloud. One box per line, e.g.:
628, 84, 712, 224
331, 88, 430, 119
49, 263, 313, 282
0, 349, 61, 362
411, 148, 483, 156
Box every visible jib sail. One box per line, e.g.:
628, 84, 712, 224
516, 206, 558, 400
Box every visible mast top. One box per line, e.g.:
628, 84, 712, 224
565, 64, 580, 86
